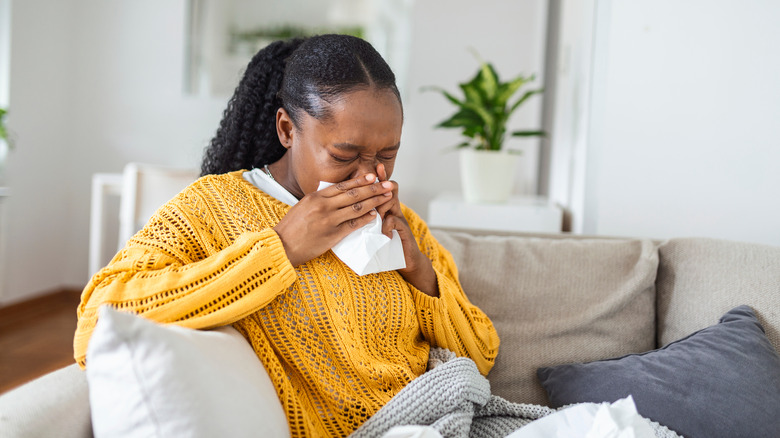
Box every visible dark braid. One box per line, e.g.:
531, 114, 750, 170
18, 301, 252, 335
200, 38, 304, 176
200, 34, 401, 176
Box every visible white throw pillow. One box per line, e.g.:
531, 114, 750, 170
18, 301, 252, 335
86, 305, 290, 438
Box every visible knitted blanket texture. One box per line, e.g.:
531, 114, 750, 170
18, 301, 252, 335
349, 349, 682, 438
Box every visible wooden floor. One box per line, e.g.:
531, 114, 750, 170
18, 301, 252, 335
0, 289, 82, 395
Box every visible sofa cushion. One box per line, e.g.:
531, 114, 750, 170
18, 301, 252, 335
431, 230, 658, 406
0, 363, 92, 438
536, 305, 780, 438
86, 306, 289, 438
657, 238, 780, 351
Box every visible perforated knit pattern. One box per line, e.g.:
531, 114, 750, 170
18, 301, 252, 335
74, 171, 499, 438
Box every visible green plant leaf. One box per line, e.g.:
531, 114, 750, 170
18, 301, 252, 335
495, 75, 530, 109
479, 62, 499, 100
462, 126, 481, 138
424, 55, 543, 153
461, 102, 493, 128
508, 88, 544, 115
437, 108, 482, 125
460, 79, 485, 108
0, 108, 11, 149
421, 86, 466, 108
511, 130, 546, 137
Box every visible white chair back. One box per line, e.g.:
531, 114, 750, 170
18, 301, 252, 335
117, 163, 199, 249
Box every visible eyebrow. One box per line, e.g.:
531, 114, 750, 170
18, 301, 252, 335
333, 142, 401, 152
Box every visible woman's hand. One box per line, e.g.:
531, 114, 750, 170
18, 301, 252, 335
274, 173, 394, 267
375, 164, 439, 297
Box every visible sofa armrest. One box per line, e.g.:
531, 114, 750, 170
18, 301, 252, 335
0, 364, 92, 438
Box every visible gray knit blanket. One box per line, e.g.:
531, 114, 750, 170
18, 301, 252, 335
349, 349, 682, 438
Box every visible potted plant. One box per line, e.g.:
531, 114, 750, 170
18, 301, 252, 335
0, 107, 12, 180
0, 107, 10, 148
426, 57, 544, 203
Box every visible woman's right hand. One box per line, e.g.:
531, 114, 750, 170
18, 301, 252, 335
273, 173, 394, 266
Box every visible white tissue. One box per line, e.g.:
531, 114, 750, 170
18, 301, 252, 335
584, 396, 655, 438
380, 425, 443, 438
318, 181, 406, 276
505, 396, 655, 438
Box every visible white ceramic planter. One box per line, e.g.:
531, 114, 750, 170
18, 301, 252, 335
459, 149, 519, 203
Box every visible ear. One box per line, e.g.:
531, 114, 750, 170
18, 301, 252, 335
276, 108, 294, 149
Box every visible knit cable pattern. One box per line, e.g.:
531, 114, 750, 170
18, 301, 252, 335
74, 171, 499, 437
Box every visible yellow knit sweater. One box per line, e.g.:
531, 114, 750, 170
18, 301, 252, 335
74, 171, 499, 437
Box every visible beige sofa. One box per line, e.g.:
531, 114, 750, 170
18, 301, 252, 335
1, 228, 779, 437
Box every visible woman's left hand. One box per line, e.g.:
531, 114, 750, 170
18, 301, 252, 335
375, 163, 439, 297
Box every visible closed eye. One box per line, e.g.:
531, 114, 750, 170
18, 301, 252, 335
330, 153, 358, 163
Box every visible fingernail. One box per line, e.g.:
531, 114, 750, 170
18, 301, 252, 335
369, 210, 377, 215
384, 192, 392, 197
382, 182, 392, 189
365, 174, 375, 182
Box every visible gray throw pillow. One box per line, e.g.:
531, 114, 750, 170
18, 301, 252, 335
537, 305, 780, 438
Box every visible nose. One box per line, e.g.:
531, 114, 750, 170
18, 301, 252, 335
354, 156, 379, 180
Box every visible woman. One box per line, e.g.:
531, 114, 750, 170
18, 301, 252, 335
74, 34, 499, 437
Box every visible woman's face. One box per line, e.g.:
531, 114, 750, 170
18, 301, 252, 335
274, 88, 403, 199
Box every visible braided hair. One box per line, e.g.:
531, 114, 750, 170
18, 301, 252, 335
200, 34, 401, 176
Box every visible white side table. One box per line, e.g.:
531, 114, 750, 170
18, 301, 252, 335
428, 192, 563, 234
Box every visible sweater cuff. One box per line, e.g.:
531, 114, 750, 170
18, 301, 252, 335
257, 228, 296, 279
409, 268, 446, 312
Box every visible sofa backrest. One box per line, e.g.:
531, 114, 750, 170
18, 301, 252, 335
656, 237, 780, 351
431, 228, 659, 406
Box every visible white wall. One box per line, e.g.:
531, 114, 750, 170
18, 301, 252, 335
578, 0, 780, 246
2, 0, 76, 305
63, 0, 227, 288
0, 0, 9, 107
1, 0, 549, 304
5, 0, 777, 305
2, 0, 227, 305
397, 0, 548, 215
15, 0, 780, 304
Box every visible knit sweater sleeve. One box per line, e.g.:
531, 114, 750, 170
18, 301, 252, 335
73, 177, 297, 367
401, 206, 500, 376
